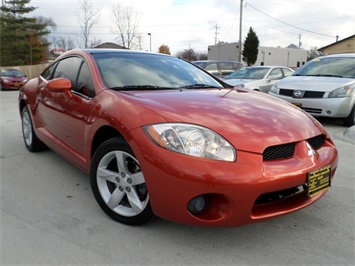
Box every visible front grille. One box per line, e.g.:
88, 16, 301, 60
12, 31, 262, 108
279, 89, 293, 96
307, 134, 325, 150
263, 135, 325, 161
304, 91, 325, 98
279, 89, 325, 98
263, 143, 295, 161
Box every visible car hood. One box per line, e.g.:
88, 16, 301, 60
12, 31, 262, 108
120, 88, 325, 153
276, 76, 355, 91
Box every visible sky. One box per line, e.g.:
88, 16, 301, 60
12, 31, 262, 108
29, 0, 355, 54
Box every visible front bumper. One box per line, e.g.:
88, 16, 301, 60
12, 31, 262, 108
269, 92, 353, 118
130, 129, 338, 227
1, 82, 25, 90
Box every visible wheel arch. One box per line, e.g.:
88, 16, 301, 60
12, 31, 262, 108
91, 126, 123, 158
19, 99, 27, 115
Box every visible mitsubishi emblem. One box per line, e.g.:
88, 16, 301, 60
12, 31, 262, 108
306, 142, 316, 157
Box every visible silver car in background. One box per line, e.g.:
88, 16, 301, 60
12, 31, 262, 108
269, 54, 355, 126
224, 66, 294, 93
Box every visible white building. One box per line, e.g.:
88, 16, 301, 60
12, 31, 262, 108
208, 42, 307, 69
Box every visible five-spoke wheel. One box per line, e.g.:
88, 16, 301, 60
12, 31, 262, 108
90, 137, 153, 225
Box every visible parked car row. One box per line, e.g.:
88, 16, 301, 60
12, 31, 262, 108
0, 69, 28, 90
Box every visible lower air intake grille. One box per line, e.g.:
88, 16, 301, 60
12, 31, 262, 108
263, 143, 295, 161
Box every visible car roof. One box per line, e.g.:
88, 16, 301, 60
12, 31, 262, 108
243, 66, 291, 69
317, 53, 355, 59
192, 60, 241, 63
63, 48, 172, 58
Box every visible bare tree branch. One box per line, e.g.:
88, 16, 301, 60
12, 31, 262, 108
112, 3, 140, 49
75, 0, 100, 48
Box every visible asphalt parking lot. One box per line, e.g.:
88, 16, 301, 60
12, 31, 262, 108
1, 90, 354, 265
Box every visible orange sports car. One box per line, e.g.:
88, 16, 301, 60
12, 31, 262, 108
19, 49, 338, 227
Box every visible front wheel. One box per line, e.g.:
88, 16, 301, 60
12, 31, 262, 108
343, 105, 355, 127
90, 137, 153, 225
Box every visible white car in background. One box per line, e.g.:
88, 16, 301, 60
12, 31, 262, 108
223, 66, 294, 93
269, 54, 355, 127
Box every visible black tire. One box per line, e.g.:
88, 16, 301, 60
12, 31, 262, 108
21, 106, 47, 152
90, 137, 153, 225
343, 105, 355, 127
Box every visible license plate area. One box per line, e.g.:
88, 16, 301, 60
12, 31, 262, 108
307, 165, 331, 197
292, 102, 302, 108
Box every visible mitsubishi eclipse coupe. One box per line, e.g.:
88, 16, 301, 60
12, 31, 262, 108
19, 49, 338, 227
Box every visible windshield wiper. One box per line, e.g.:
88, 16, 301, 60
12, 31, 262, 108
179, 84, 216, 89
110, 85, 176, 90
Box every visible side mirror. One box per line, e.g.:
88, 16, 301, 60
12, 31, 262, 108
47, 78, 72, 92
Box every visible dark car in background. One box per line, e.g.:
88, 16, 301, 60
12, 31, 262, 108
192, 60, 243, 78
0, 69, 28, 90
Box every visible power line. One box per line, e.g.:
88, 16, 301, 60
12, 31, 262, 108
247, 3, 336, 38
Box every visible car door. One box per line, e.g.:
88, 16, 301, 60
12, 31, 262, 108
38, 56, 95, 166
259, 68, 283, 93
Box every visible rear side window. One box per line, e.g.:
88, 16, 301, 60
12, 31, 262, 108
283, 68, 293, 77
219, 62, 235, 77
204, 63, 219, 76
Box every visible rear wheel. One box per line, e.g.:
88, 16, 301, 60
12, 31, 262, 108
21, 106, 46, 152
343, 105, 355, 127
90, 137, 153, 225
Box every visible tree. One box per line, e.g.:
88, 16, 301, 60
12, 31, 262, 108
75, 0, 100, 48
158, 44, 171, 55
196, 51, 208, 60
242, 27, 259, 66
112, 4, 140, 49
0, 0, 55, 66
175, 48, 198, 61
307, 47, 324, 61
54, 37, 75, 52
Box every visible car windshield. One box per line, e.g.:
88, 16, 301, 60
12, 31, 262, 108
226, 67, 269, 80
293, 57, 355, 78
93, 53, 224, 90
0, 69, 24, 77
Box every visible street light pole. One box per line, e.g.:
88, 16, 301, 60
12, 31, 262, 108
148, 33, 152, 52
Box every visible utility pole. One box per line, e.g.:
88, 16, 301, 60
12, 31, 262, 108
214, 24, 220, 45
137, 34, 142, 50
298, 34, 302, 48
148, 33, 152, 52
238, 0, 243, 62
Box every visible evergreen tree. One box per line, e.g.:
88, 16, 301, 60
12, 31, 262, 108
0, 0, 54, 66
242, 27, 259, 66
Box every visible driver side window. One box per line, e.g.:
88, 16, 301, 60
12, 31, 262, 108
52, 57, 83, 88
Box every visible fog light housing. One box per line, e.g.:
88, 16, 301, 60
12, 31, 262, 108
187, 195, 208, 214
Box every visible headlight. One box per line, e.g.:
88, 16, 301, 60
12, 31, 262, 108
143, 123, 236, 162
270, 84, 279, 94
328, 85, 354, 98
